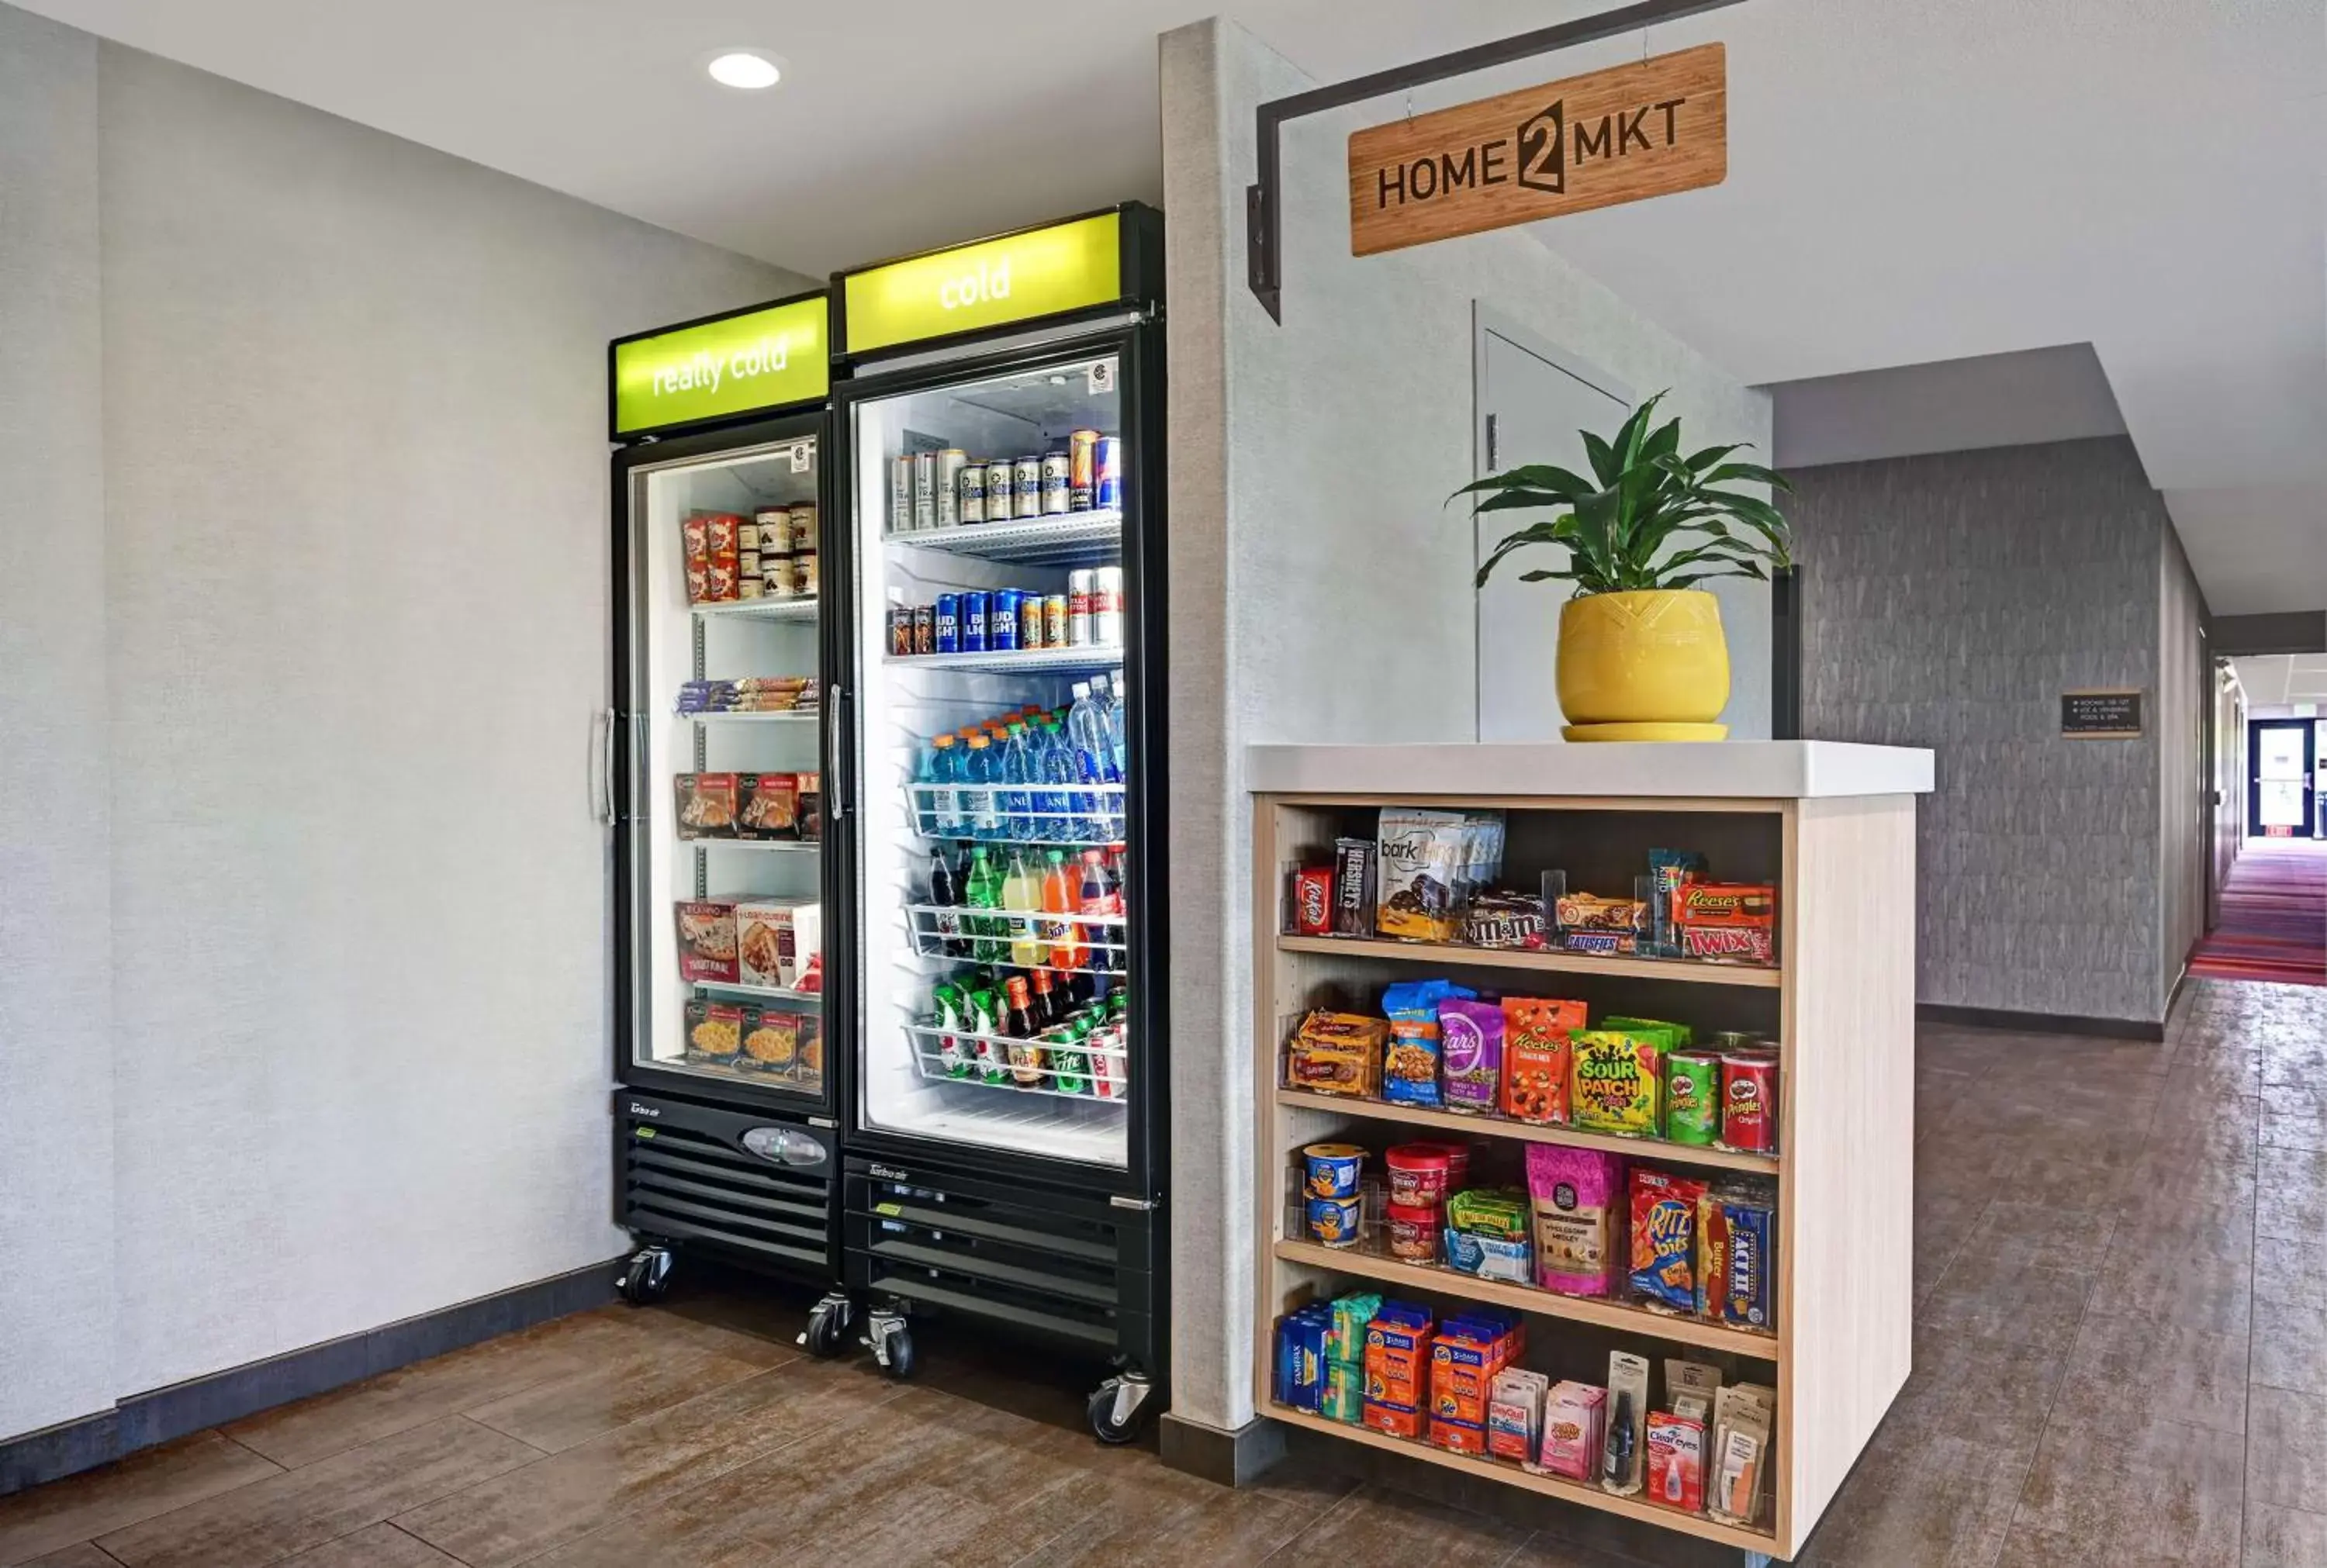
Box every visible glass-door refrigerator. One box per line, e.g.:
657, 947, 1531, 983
831, 205, 1169, 1439
606, 291, 849, 1321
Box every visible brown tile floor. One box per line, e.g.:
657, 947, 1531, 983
2, 979, 2321, 1568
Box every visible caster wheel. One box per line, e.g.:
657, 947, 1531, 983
868, 1312, 915, 1380
617, 1246, 672, 1305
1087, 1371, 1154, 1445
799, 1293, 852, 1359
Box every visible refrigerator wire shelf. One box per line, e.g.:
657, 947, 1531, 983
904, 906, 1127, 973
689, 979, 824, 1007
883, 509, 1122, 567
903, 1022, 1129, 1103
681, 709, 820, 722
679, 838, 823, 852
904, 786, 1125, 845
884, 647, 1124, 677
690, 596, 820, 621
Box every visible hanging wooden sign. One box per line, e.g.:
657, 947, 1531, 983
1348, 43, 1727, 257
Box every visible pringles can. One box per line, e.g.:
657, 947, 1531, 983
1665, 1051, 1723, 1146
1720, 1048, 1781, 1152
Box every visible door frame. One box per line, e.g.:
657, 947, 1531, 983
2249, 716, 2318, 838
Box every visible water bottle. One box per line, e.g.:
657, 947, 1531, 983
1037, 720, 1077, 842
924, 734, 962, 836
963, 734, 1001, 838
1002, 722, 1037, 840
1066, 682, 1106, 839
1090, 673, 1127, 786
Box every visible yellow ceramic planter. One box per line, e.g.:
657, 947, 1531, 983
1557, 589, 1730, 741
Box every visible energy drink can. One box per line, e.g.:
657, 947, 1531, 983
888, 607, 915, 658
1043, 592, 1069, 648
1068, 429, 1100, 510
1665, 1052, 1722, 1145
1012, 456, 1044, 520
912, 451, 938, 530
912, 606, 935, 657
890, 456, 915, 533
1093, 436, 1124, 511
935, 450, 967, 527
961, 591, 991, 654
984, 461, 1014, 521
934, 594, 960, 654
1018, 592, 1047, 650
959, 461, 986, 525
991, 589, 1022, 653
1040, 452, 1071, 515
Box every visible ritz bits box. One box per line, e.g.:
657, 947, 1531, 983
1426, 1311, 1524, 1456
1361, 1302, 1434, 1439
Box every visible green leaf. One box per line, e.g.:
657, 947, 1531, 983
1579, 430, 1621, 488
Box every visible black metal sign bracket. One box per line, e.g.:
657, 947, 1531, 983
1245, 0, 1750, 322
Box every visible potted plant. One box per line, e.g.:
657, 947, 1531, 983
1455, 391, 1793, 741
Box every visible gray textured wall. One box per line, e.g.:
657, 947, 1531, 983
1, 5, 803, 1439
0, 3, 116, 1443
1160, 16, 1771, 1435
1791, 437, 2178, 1023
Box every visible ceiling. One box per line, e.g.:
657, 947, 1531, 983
2235, 653, 2327, 709
18, 0, 2325, 613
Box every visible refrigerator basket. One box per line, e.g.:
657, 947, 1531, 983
905, 904, 1127, 973
905, 783, 1126, 845
903, 1020, 1129, 1102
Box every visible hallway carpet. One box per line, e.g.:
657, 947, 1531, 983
2188, 838, 2327, 986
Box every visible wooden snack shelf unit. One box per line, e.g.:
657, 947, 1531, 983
1252, 784, 1919, 1563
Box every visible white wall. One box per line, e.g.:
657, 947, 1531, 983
1, 7, 806, 1439
0, 3, 116, 1444
1160, 16, 1771, 1435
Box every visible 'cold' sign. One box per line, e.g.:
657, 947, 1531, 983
842, 212, 1123, 355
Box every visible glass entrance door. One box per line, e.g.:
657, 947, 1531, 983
2253, 719, 2316, 838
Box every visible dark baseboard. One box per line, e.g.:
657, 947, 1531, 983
1158, 1411, 1286, 1487
1917, 1002, 2163, 1041
0, 1255, 624, 1497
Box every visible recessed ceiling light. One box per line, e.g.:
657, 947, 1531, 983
707, 50, 782, 90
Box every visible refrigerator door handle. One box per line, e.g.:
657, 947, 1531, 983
593, 706, 617, 826
827, 684, 849, 817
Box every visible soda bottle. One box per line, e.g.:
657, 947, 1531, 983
931, 980, 971, 1079
1080, 848, 1122, 972
965, 846, 1007, 962
1003, 848, 1047, 967
1042, 848, 1086, 971
1029, 965, 1062, 1029
1005, 974, 1039, 1039
930, 845, 969, 958
1002, 721, 1037, 839
1049, 1020, 1089, 1096
966, 985, 1010, 1084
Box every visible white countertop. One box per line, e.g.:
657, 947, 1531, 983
1245, 741, 1934, 800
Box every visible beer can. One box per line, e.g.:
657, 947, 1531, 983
1067, 570, 1094, 646
959, 461, 986, 525
789, 503, 817, 551
962, 590, 991, 654
1093, 565, 1124, 646
1040, 453, 1071, 516
935, 449, 967, 527
935, 593, 961, 654
889, 606, 915, 658
1012, 457, 1044, 520
912, 451, 938, 530
1665, 1052, 1723, 1146
1093, 436, 1124, 511
890, 457, 915, 533
912, 606, 935, 657
1043, 593, 1070, 648
1068, 429, 1100, 511
1018, 591, 1046, 650
985, 461, 1014, 521
991, 589, 1023, 653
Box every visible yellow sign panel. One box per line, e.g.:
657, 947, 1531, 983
1348, 44, 1727, 257
842, 212, 1123, 354
613, 294, 829, 436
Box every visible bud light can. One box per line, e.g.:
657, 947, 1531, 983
991, 589, 1022, 653
1094, 437, 1124, 511
934, 593, 960, 654
962, 590, 990, 654
1040, 453, 1071, 516
958, 461, 986, 525
1012, 456, 1044, 520
984, 461, 1014, 521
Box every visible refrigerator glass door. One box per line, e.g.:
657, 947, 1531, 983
628, 433, 828, 1099
851, 351, 1132, 1169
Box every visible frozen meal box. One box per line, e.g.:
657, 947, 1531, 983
673, 773, 738, 838
674, 900, 738, 983
734, 899, 814, 991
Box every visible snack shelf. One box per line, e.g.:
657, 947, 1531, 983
690, 596, 820, 621
690, 979, 822, 1007
1272, 1237, 1776, 1359
1274, 934, 1782, 989
1264, 1404, 1777, 1553
1271, 1089, 1780, 1175
683, 710, 820, 723
905, 784, 1126, 845
884, 509, 1122, 566
885, 648, 1125, 677
904, 1023, 1129, 1103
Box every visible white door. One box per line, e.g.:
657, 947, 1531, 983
1472, 313, 1628, 742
